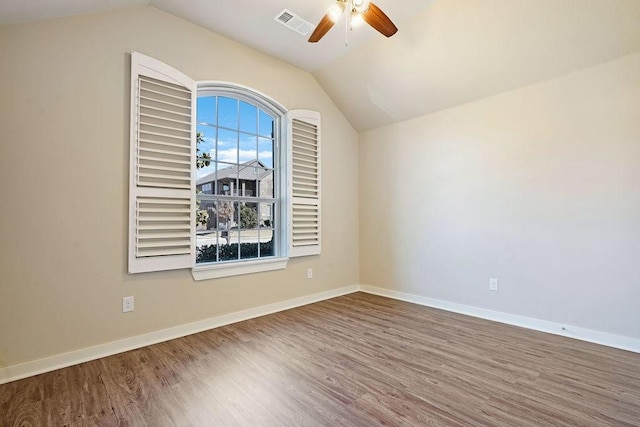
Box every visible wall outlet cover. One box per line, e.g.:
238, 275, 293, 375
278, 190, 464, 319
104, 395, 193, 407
122, 296, 135, 312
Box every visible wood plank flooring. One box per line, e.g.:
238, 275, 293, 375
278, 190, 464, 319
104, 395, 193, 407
1, 292, 639, 426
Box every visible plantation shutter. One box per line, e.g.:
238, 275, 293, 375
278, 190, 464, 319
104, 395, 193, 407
287, 110, 321, 257
128, 52, 196, 273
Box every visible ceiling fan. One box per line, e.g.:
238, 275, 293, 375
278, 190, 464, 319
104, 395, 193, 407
308, 0, 398, 43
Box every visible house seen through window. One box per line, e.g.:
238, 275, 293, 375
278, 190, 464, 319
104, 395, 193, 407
195, 93, 279, 265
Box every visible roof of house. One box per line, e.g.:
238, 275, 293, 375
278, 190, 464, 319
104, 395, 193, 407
196, 160, 272, 185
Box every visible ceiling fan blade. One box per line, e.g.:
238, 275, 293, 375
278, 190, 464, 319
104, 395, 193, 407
308, 13, 336, 43
362, 2, 398, 37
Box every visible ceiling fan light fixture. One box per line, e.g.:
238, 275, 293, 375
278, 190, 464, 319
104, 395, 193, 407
353, 0, 370, 13
308, 0, 397, 43
350, 11, 364, 27
328, 3, 345, 22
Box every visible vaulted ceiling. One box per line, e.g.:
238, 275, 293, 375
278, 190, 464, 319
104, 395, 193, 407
2, 0, 640, 131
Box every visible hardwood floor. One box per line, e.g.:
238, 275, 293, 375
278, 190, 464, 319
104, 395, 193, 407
2, 292, 639, 426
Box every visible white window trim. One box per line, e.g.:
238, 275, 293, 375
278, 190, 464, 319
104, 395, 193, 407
192, 81, 289, 279
192, 257, 289, 280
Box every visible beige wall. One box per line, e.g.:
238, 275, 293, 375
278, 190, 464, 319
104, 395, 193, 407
359, 52, 640, 339
0, 6, 359, 367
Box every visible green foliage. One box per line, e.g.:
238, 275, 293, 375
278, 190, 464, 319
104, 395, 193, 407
195, 132, 210, 227
196, 132, 211, 169
196, 209, 209, 227
240, 204, 258, 229
196, 241, 274, 263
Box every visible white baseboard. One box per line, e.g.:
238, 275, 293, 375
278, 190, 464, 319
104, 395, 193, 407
359, 285, 640, 354
0, 285, 359, 385
4, 283, 638, 385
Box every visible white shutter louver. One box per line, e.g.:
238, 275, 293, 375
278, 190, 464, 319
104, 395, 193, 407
129, 52, 196, 273
287, 110, 321, 257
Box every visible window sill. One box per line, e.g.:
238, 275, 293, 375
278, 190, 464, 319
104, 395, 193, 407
191, 257, 289, 281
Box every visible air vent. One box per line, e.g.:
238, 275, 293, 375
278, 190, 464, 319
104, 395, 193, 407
274, 9, 313, 36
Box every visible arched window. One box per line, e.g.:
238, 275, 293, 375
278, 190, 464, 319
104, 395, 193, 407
194, 85, 286, 265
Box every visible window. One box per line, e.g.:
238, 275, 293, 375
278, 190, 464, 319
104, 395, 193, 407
194, 90, 282, 266
128, 52, 320, 279
200, 182, 212, 194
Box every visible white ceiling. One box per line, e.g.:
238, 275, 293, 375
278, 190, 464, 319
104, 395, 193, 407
315, 0, 640, 131
150, 0, 433, 72
2, 0, 640, 131
0, 0, 430, 72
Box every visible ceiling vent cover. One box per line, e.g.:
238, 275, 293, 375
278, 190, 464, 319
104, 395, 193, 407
274, 9, 313, 36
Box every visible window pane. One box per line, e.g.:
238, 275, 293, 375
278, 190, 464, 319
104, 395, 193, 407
257, 168, 274, 198
196, 162, 216, 189
260, 202, 274, 229
200, 161, 230, 195
195, 198, 219, 264
197, 96, 216, 126
215, 165, 238, 195
239, 101, 257, 134
260, 202, 275, 258
258, 137, 273, 169
239, 134, 258, 164
237, 161, 261, 197
258, 110, 274, 137
217, 129, 238, 164
218, 201, 239, 261
239, 206, 260, 260
218, 97, 238, 130
240, 234, 260, 260
239, 203, 258, 230
216, 200, 236, 231
260, 233, 274, 258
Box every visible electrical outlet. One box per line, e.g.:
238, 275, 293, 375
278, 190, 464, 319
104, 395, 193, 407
122, 296, 134, 313
489, 278, 498, 291
307, 268, 313, 279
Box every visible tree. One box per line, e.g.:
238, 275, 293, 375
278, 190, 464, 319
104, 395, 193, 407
240, 204, 258, 229
196, 206, 209, 228
217, 201, 235, 226
196, 132, 211, 169
196, 131, 210, 227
